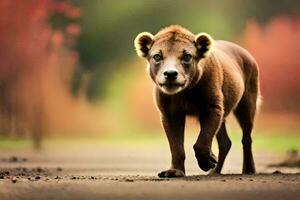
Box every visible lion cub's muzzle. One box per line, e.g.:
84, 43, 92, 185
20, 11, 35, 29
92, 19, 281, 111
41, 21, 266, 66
158, 69, 186, 95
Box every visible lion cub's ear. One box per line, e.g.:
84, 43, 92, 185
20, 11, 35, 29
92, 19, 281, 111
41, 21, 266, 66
134, 32, 154, 58
195, 33, 214, 58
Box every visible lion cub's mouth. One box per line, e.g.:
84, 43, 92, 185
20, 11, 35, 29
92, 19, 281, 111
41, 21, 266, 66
158, 81, 186, 88
158, 81, 186, 94
159, 83, 184, 87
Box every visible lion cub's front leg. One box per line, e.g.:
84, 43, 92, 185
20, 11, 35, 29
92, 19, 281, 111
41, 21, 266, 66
194, 98, 224, 172
158, 112, 186, 178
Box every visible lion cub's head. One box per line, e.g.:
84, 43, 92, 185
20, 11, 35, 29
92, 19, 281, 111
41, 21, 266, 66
134, 25, 213, 95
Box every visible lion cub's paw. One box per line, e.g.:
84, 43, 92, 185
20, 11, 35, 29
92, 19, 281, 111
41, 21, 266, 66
194, 147, 218, 172
158, 169, 185, 178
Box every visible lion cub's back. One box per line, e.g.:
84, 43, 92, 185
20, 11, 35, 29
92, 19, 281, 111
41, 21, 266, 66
212, 41, 255, 115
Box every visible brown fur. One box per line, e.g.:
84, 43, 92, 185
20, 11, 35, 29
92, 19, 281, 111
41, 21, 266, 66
134, 25, 261, 177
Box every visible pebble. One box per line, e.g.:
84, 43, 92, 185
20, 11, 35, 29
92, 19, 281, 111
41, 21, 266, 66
125, 178, 134, 182
9, 156, 18, 162
272, 170, 282, 174
11, 177, 17, 183
56, 167, 63, 171
36, 167, 43, 173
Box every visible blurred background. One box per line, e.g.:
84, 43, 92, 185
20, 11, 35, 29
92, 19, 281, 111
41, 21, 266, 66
0, 0, 299, 156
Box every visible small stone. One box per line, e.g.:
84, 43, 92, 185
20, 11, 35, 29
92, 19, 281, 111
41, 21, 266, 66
35, 176, 41, 180
249, 179, 253, 181
272, 170, 282, 174
11, 177, 17, 183
36, 167, 43, 173
221, 179, 226, 182
10, 156, 18, 162
56, 167, 63, 171
125, 178, 134, 182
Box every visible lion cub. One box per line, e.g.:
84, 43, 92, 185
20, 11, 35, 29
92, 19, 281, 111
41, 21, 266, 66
134, 25, 260, 177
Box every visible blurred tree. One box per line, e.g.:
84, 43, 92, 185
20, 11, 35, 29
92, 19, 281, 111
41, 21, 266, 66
0, 0, 81, 148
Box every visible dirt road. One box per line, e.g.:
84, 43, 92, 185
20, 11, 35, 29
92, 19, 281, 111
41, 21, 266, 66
0, 144, 299, 200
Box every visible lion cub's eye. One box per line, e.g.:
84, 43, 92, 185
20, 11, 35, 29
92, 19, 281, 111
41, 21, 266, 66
182, 54, 192, 64
153, 54, 162, 63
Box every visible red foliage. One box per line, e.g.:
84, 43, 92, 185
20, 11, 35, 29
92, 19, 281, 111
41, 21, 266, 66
0, 0, 48, 79
0, 0, 84, 142
240, 16, 300, 113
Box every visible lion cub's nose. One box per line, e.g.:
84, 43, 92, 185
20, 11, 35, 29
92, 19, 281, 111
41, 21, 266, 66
163, 70, 178, 80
